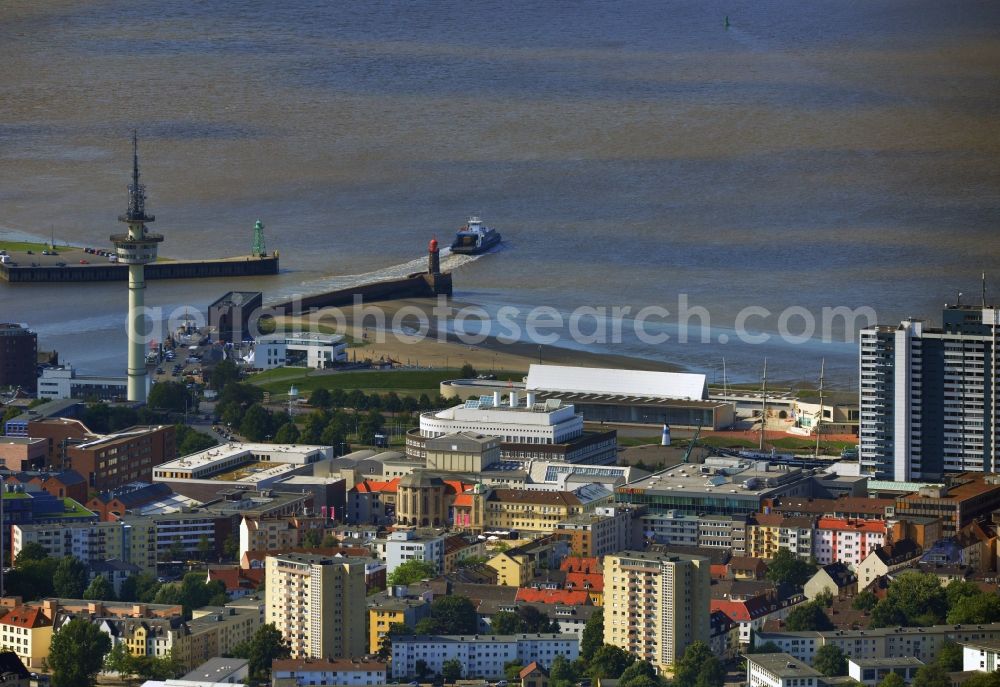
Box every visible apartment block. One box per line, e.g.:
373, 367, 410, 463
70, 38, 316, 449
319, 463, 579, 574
264, 553, 368, 659
390, 634, 578, 680
757, 622, 1000, 666
603, 550, 710, 671
859, 306, 1000, 481
813, 517, 887, 567
747, 514, 816, 560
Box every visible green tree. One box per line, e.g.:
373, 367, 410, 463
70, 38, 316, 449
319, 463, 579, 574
619, 661, 659, 687
765, 549, 817, 588
103, 641, 135, 683
384, 392, 403, 413
232, 623, 290, 684
132, 653, 183, 680
936, 640, 964, 672
273, 421, 300, 444
119, 572, 161, 603
1, 406, 22, 434
580, 608, 604, 661
197, 535, 214, 561
516, 605, 559, 633
588, 644, 634, 679
358, 409, 386, 444
877, 673, 906, 687
83, 574, 116, 601
748, 641, 783, 654
948, 592, 1000, 624
223, 535, 239, 561
175, 425, 218, 456
491, 610, 523, 634
387, 559, 437, 586
460, 363, 477, 378
415, 660, 432, 681
442, 658, 463, 682
414, 617, 441, 634
148, 381, 190, 412
550, 654, 578, 687
871, 571, 949, 628
14, 542, 50, 565
310, 388, 332, 408
504, 662, 525, 682
155, 572, 227, 617
912, 664, 952, 687
209, 359, 240, 392
946, 580, 983, 606
962, 673, 1000, 687
53, 556, 89, 598
302, 529, 322, 548
5, 556, 57, 601
48, 618, 112, 687
785, 600, 834, 631
299, 410, 329, 444
674, 641, 724, 687
239, 403, 273, 441
813, 645, 848, 677
852, 590, 878, 612
429, 595, 478, 634
217, 382, 264, 427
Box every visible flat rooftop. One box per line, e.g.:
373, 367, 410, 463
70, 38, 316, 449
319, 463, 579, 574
747, 653, 821, 679
849, 658, 925, 668
621, 458, 805, 497
155, 442, 330, 474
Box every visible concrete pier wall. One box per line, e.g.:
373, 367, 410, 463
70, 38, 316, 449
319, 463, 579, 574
0, 256, 279, 283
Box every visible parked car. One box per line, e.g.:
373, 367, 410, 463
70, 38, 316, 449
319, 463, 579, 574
79, 259, 89, 264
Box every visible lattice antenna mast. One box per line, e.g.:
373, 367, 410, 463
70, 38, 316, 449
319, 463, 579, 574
124, 131, 153, 224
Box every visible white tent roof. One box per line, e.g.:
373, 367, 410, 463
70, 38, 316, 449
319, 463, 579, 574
525, 364, 707, 400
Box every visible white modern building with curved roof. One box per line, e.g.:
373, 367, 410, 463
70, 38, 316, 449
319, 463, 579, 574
526, 364, 708, 400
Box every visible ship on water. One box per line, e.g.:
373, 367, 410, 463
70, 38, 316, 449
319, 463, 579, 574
449, 216, 501, 254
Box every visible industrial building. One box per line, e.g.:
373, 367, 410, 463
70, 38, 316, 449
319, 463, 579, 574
860, 304, 1000, 480
0, 323, 38, 394
208, 291, 263, 343
440, 364, 735, 429
36, 364, 132, 401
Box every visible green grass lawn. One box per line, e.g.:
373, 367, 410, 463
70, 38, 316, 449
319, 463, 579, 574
0, 240, 60, 252
250, 368, 471, 397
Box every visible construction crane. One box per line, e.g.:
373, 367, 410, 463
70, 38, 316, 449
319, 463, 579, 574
683, 423, 703, 463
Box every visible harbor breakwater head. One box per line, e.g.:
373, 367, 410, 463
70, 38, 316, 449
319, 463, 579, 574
271, 270, 452, 314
